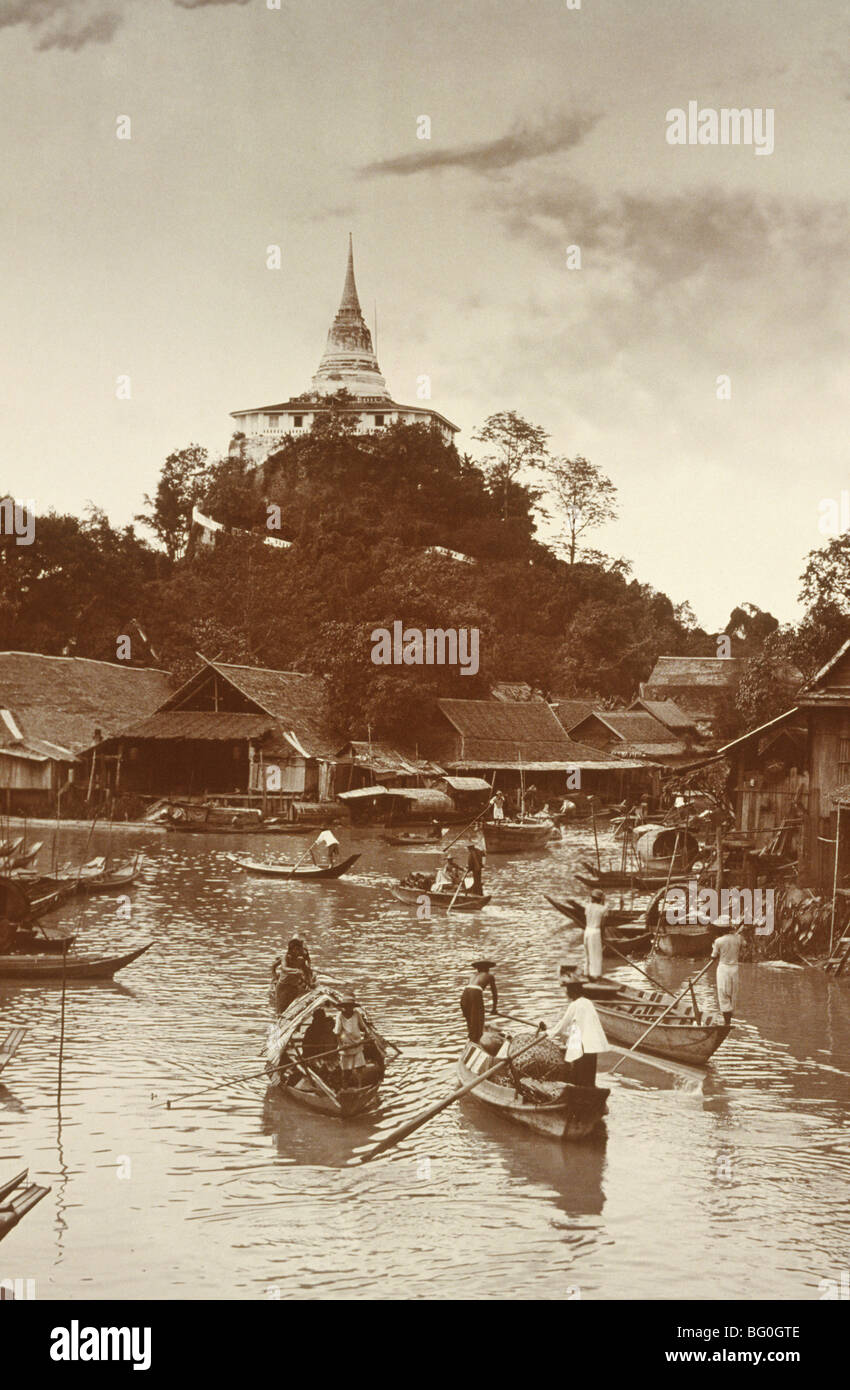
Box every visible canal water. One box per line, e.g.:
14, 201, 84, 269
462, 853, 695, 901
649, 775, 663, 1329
1, 823, 848, 1301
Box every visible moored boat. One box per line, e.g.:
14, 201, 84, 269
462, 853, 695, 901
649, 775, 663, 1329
483, 819, 554, 853
231, 853, 360, 880
266, 985, 389, 1117
456, 1037, 609, 1140
0, 942, 152, 980
544, 894, 652, 954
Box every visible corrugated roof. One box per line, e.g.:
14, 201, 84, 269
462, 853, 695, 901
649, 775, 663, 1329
0, 652, 173, 756
122, 710, 275, 741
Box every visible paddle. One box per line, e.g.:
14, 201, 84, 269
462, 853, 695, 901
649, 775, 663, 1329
441, 809, 487, 856
164, 1041, 346, 1108
606, 959, 714, 1075
356, 1030, 548, 1164
445, 873, 466, 915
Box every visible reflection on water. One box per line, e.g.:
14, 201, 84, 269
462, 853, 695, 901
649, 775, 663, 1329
0, 824, 848, 1300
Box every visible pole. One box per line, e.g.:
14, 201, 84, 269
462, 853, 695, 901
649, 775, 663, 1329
605, 941, 677, 998
357, 1030, 547, 1164
590, 797, 601, 874
830, 805, 841, 958
57, 939, 68, 1111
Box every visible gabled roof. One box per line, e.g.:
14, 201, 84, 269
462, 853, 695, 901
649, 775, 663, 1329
122, 711, 275, 742
644, 656, 746, 688
0, 652, 173, 757
798, 639, 850, 705
162, 659, 340, 760
550, 699, 594, 732
436, 699, 641, 768
590, 711, 682, 745
631, 697, 697, 732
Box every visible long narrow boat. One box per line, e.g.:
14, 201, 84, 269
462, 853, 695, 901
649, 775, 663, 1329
653, 925, 719, 957
266, 985, 389, 1117
483, 820, 554, 853
381, 831, 442, 847
390, 883, 491, 912
594, 997, 730, 1065
232, 853, 360, 880
0, 942, 152, 980
456, 1039, 609, 1140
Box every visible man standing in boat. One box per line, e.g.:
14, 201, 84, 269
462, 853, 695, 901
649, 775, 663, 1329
311, 828, 340, 868
460, 960, 498, 1041
490, 791, 506, 822
552, 979, 608, 1087
711, 921, 743, 1026
583, 889, 607, 980
466, 842, 485, 896
334, 991, 368, 1087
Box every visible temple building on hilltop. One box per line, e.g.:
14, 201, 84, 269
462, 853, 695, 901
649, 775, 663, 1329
230, 237, 459, 464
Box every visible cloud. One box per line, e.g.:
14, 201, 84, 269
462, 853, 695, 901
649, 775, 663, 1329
359, 111, 601, 179
0, 0, 253, 50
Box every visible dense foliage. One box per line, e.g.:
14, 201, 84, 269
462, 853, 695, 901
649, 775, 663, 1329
4, 408, 847, 740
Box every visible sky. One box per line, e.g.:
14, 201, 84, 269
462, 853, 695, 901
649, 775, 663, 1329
1, 0, 848, 631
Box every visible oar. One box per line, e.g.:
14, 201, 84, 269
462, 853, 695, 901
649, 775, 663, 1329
291, 838, 320, 873
607, 959, 713, 1076
356, 1031, 547, 1164
164, 1041, 345, 1108
445, 874, 466, 915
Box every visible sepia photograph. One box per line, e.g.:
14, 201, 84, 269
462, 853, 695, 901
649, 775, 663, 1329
0, 0, 848, 1348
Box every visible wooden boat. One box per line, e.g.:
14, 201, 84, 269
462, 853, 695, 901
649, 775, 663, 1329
0, 1169, 51, 1245
0, 837, 23, 862
13, 859, 139, 894
2, 842, 42, 870
576, 865, 669, 891
594, 996, 730, 1066
231, 853, 360, 880
483, 819, 554, 853
266, 985, 389, 1117
456, 1040, 608, 1140
381, 831, 442, 847
0, 942, 151, 980
653, 926, 719, 957
0, 1028, 26, 1075
389, 883, 491, 911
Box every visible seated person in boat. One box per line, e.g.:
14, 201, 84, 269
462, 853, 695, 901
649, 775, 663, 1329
311, 829, 340, 868
302, 1006, 338, 1078
433, 857, 463, 893
465, 843, 485, 896
551, 980, 608, 1087
334, 992, 368, 1087
285, 935, 315, 984
460, 960, 498, 1041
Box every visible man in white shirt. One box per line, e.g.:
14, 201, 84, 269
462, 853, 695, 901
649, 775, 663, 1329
551, 979, 608, 1087
711, 925, 742, 1025
312, 828, 340, 867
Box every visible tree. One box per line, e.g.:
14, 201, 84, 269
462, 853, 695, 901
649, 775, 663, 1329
137, 445, 214, 560
800, 533, 850, 615
544, 455, 618, 565
473, 411, 549, 521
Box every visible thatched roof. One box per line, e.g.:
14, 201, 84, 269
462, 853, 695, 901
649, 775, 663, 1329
631, 698, 697, 732
0, 652, 173, 757
550, 699, 594, 733
644, 656, 745, 689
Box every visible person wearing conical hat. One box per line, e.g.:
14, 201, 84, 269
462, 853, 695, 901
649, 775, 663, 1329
460, 960, 498, 1042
